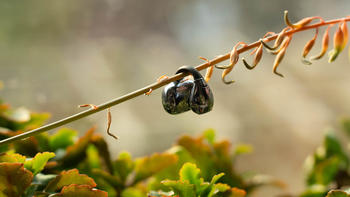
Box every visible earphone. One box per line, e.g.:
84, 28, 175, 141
162, 66, 214, 115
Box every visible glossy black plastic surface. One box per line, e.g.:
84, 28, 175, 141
161, 80, 194, 114
190, 78, 214, 114
161, 65, 214, 115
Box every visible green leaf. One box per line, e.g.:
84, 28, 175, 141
234, 144, 253, 156
326, 190, 350, 197
177, 133, 243, 187
61, 127, 95, 168
50, 184, 107, 197
200, 173, 228, 197
340, 118, 350, 137
300, 184, 327, 197
148, 191, 175, 197
134, 153, 178, 183
179, 162, 202, 190
203, 129, 216, 145
0, 153, 26, 163
208, 183, 230, 197
0, 163, 33, 197
49, 128, 77, 151
24, 152, 55, 175
86, 144, 100, 169
148, 146, 195, 192
91, 169, 122, 188
121, 188, 146, 197
210, 173, 225, 185
113, 151, 134, 183
91, 134, 113, 173
324, 132, 348, 165
45, 169, 96, 192
162, 180, 196, 197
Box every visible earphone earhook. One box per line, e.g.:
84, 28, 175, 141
175, 66, 203, 81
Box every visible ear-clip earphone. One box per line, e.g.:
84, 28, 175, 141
161, 66, 214, 115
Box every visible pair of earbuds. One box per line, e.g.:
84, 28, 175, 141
161, 66, 214, 115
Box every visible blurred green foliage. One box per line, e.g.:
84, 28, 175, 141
1, 100, 350, 196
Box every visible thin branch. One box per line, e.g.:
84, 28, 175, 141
0, 16, 349, 146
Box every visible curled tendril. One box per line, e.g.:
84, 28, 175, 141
266, 36, 291, 55
79, 104, 117, 140
260, 27, 290, 51
301, 28, 319, 65
106, 108, 118, 140
199, 56, 214, 82
217, 42, 247, 84
273, 35, 292, 77
145, 89, 153, 95
242, 44, 263, 70
310, 24, 333, 60
145, 75, 169, 96
284, 10, 324, 29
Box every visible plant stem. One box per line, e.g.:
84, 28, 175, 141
0, 17, 349, 146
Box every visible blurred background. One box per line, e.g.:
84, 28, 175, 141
0, 0, 350, 196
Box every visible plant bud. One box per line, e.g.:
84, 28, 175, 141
303, 29, 318, 58
329, 24, 345, 62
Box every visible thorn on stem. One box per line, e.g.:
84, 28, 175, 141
145, 89, 153, 96
78, 104, 98, 110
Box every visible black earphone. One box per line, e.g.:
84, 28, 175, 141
161, 66, 214, 115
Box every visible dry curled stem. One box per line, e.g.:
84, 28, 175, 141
284, 10, 324, 29
261, 28, 289, 50
216, 42, 247, 84
106, 108, 118, 140
199, 56, 214, 82
243, 44, 263, 70
311, 25, 332, 60
1, 12, 350, 145
272, 35, 292, 78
